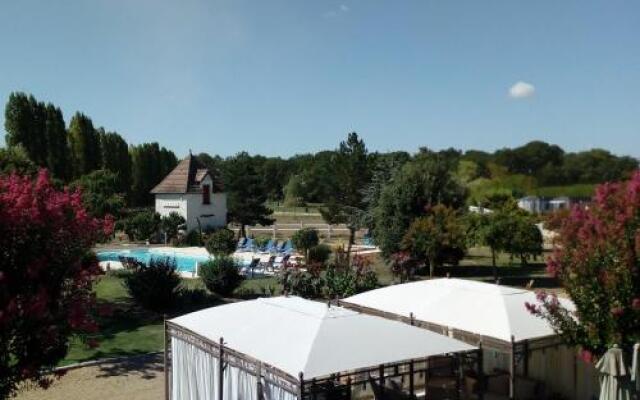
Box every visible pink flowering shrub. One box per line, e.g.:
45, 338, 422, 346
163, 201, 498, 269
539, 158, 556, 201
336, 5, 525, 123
0, 170, 113, 397
527, 171, 640, 359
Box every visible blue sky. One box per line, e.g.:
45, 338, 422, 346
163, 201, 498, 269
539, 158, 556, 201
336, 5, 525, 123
0, 1, 638, 158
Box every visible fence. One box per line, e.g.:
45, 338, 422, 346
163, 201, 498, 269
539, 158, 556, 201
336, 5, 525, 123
229, 223, 366, 239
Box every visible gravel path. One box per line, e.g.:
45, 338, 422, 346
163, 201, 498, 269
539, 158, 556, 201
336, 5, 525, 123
14, 354, 164, 400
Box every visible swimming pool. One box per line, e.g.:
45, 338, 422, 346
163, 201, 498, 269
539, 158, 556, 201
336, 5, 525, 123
96, 248, 212, 273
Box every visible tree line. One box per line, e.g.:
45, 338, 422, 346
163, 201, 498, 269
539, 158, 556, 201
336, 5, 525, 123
2, 91, 638, 228
3, 92, 178, 207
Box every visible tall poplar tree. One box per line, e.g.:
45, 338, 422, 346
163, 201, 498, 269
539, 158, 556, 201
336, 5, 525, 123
130, 142, 178, 206
68, 112, 101, 177
99, 129, 131, 194
4, 93, 47, 167
44, 103, 70, 180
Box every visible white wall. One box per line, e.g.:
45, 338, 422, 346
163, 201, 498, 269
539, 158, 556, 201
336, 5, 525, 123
155, 175, 228, 232
185, 192, 227, 232
156, 194, 188, 220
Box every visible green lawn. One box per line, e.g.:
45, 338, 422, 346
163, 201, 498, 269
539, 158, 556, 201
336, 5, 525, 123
62, 272, 284, 365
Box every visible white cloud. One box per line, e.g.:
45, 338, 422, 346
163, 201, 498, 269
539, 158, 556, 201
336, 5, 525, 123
509, 81, 536, 99
323, 4, 350, 18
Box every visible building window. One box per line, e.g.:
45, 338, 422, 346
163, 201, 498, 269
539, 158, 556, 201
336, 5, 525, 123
202, 184, 210, 205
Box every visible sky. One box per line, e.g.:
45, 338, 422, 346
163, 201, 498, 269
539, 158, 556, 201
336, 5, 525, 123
0, 0, 638, 158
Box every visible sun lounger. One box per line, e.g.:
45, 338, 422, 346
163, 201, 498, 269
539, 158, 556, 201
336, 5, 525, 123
281, 240, 294, 254
236, 237, 247, 250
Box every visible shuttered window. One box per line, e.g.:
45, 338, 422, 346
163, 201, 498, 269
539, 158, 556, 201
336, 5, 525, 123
202, 185, 210, 204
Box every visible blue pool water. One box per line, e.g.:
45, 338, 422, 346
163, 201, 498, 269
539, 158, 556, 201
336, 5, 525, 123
96, 248, 212, 273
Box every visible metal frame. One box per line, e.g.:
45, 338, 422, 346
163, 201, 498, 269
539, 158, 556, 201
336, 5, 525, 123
164, 319, 482, 400
338, 300, 567, 400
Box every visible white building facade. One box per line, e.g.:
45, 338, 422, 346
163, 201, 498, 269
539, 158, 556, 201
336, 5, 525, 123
151, 154, 227, 232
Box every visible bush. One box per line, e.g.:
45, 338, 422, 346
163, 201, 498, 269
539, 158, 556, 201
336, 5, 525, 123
278, 268, 324, 299
292, 228, 319, 260
199, 256, 244, 296
123, 210, 161, 241
161, 212, 186, 241
123, 257, 182, 312
205, 228, 237, 256
308, 244, 332, 265
325, 255, 378, 298
177, 230, 202, 247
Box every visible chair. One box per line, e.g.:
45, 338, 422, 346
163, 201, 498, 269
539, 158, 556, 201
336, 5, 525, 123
282, 240, 294, 254
236, 237, 247, 250
242, 258, 261, 277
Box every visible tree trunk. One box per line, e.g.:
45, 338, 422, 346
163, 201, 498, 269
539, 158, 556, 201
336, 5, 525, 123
346, 228, 355, 264
429, 256, 435, 278
492, 248, 498, 282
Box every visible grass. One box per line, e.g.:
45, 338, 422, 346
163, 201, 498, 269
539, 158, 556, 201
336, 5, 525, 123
62, 270, 286, 365
61, 274, 164, 365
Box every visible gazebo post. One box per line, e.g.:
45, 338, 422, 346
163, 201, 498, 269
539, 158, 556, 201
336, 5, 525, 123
522, 340, 529, 378
219, 337, 225, 400
164, 316, 169, 400
455, 354, 461, 400
256, 362, 262, 400
378, 364, 385, 394
509, 335, 516, 400
477, 343, 484, 400
409, 359, 415, 396
298, 372, 305, 400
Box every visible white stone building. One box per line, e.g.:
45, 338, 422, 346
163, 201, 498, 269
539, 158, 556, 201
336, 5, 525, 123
151, 154, 227, 232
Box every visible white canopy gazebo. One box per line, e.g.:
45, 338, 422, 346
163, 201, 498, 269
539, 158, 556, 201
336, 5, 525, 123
341, 279, 596, 400
165, 296, 479, 400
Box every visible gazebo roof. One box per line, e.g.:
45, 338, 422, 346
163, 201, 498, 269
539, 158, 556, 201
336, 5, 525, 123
169, 296, 475, 379
344, 278, 575, 344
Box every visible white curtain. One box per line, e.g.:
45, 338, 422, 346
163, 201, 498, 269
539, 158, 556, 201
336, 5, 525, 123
172, 337, 220, 400
171, 337, 297, 400
223, 363, 258, 400
262, 379, 297, 400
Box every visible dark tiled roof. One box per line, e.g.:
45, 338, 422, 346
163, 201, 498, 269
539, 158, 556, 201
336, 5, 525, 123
150, 155, 223, 194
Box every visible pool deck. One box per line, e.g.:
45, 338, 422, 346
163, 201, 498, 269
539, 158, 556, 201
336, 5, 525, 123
97, 245, 379, 278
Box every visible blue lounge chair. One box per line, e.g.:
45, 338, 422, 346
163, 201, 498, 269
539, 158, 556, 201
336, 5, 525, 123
261, 239, 276, 253
282, 239, 294, 254
244, 238, 256, 252
236, 237, 247, 250
276, 240, 286, 253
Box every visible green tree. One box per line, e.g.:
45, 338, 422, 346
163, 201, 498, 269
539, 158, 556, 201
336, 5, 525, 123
401, 205, 466, 277
320, 132, 371, 257
0, 146, 37, 176
123, 210, 161, 241
4, 93, 47, 167
43, 103, 70, 180
205, 228, 237, 256
222, 151, 274, 237
99, 129, 131, 195
71, 170, 126, 218
200, 256, 244, 296
68, 112, 101, 177
161, 212, 186, 242
372, 150, 467, 257
283, 174, 306, 207
507, 217, 543, 265
292, 227, 320, 262
130, 143, 177, 206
